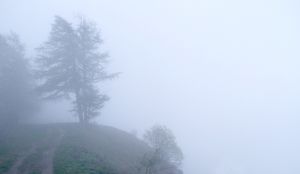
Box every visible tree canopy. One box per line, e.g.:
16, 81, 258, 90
142, 125, 183, 174
0, 33, 37, 125
36, 16, 114, 123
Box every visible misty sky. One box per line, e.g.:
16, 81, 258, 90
1, 0, 300, 173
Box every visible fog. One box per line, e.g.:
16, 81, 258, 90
1, 0, 300, 173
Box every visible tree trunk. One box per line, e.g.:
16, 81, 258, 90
75, 89, 84, 123
145, 167, 149, 174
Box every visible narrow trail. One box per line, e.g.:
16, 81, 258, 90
4, 145, 37, 174
5, 128, 65, 174
40, 129, 64, 174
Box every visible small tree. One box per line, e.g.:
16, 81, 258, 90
142, 125, 183, 174
36, 16, 114, 123
0, 33, 37, 125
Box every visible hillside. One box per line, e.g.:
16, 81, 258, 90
0, 123, 149, 174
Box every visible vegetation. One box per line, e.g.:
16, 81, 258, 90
0, 125, 48, 173
0, 15, 184, 174
142, 125, 183, 174
0, 33, 37, 125
0, 123, 151, 174
36, 16, 116, 123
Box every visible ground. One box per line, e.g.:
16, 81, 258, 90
0, 123, 149, 174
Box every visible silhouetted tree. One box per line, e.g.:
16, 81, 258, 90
142, 125, 184, 174
36, 16, 114, 123
0, 33, 37, 125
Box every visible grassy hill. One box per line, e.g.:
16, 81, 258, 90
0, 123, 149, 174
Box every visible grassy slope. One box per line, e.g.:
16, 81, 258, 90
0, 123, 149, 174
0, 125, 49, 173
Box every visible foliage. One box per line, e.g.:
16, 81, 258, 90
36, 16, 115, 123
0, 33, 37, 125
142, 125, 183, 174
144, 125, 183, 166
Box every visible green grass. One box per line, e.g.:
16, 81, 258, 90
0, 125, 48, 173
53, 124, 149, 174
0, 123, 149, 174
54, 144, 115, 174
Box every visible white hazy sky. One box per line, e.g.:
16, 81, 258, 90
1, 0, 300, 173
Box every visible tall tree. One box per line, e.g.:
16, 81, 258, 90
0, 33, 37, 125
36, 16, 113, 123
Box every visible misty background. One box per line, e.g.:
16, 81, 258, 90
1, 0, 300, 173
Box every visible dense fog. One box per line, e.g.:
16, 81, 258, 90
1, 0, 300, 174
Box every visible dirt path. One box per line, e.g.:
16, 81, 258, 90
4, 145, 37, 174
40, 129, 64, 174
5, 128, 64, 174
